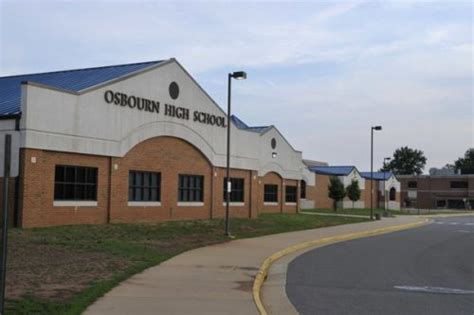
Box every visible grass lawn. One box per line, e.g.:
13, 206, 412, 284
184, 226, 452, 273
301, 208, 473, 216
4, 213, 367, 315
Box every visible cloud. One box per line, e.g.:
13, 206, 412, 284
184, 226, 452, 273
0, 0, 472, 171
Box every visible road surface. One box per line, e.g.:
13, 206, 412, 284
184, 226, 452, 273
286, 216, 474, 315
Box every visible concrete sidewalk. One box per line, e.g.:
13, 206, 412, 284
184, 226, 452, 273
84, 216, 426, 315
300, 211, 370, 218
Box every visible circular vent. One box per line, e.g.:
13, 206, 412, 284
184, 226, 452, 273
169, 82, 179, 100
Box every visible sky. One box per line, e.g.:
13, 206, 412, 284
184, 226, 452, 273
0, 0, 472, 173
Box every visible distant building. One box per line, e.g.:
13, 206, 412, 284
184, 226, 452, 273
399, 174, 474, 209
300, 162, 401, 210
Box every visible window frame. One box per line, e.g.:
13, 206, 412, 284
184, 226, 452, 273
450, 181, 468, 189
300, 180, 306, 199
223, 177, 245, 202
264, 184, 279, 203
178, 174, 204, 202
128, 170, 161, 202
54, 165, 98, 201
407, 181, 417, 189
285, 185, 297, 203
389, 187, 396, 201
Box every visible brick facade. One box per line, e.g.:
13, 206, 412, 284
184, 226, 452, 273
400, 175, 473, 209
362, 179, 379, 209
19, 148, 110, 228
312, 174, 333, 209
15, 136, 298, 228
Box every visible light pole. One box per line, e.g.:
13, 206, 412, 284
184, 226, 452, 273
370, 126, 382, 220
383, 157, 391, 215
225, 71, 247, 237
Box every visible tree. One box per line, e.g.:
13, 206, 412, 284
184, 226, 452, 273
346, 179, 361, 209
328, 177, 346, 211
454, 148, 474, 174
380, 146, 427, 175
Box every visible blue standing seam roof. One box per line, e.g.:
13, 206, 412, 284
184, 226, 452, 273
231, 115, 270, 133
309, 166, 356, 176
360, 172, 393, 180
0, 60, 165, 117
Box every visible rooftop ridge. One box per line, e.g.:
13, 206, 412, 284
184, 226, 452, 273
0, 60, 165, 79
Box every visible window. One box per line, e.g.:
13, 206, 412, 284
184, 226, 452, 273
436, 200, 446, 208
54, 165, 97, 201
286, 186, 297, 203
223, 177, 244, 202
407, 181, 417, 189
300, 180, 306, 199
129, 171, 161, 201
389, 187, 396, 201
450, 181, 468, 189
178, 175, 204, 202
264, 184, 278, 202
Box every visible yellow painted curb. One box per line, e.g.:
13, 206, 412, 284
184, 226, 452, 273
421, 213, 474, 218
252, 218, 430, 315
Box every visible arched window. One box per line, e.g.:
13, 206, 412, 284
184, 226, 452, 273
300, 180, 306, 199
389, 187, 396, 201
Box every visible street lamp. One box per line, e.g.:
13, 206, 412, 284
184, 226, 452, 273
225, 71, 247, 237
370, 125, 382, 220
383, 157, 391, 215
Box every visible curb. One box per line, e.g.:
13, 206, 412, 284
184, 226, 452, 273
422, 213, 474, 218
252, 218, 430, 315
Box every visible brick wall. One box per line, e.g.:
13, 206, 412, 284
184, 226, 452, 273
19, 148, 110, 228
258, 172, 281, 214
212, 167, 257, 219
362, 179, 379, 209
19, 136, 299, 228
313, 174, 333, 209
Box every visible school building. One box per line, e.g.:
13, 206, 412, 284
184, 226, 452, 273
0, 58, 401, 228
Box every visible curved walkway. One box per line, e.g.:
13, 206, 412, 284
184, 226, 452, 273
84, 216, 425, 315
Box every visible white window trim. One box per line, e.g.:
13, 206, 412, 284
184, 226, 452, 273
222, 202, 245, 207
177, 202, 204, 207
264, 202, 279, 206
128, 201, 162, 207
285, 202, 297, 206
53, 201, 98, 207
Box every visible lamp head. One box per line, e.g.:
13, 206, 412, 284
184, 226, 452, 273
373, 126, 382, 131
272, 152, 277, 158
231, 71, 247, 80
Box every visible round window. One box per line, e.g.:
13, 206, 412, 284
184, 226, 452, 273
169, 82, 179, 100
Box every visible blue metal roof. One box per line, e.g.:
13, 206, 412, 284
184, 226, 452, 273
231, 115, 270, 133
0, 60, 164, 117
309, 166, 356, 176
360, 171, 393, 180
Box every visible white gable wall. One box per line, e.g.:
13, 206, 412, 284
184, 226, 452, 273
0, 119, 20, 177
379, 175, 401, 210
341, 169, 365, 209
19, 60, 303, 180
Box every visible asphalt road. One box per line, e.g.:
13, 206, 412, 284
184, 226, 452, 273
286, 216, 474, 315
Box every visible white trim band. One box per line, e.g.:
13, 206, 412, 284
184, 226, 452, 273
53, 201, 98, 207
285, 202, 297, 206
177, 202, 204, 207
264, 202, 279, 206
222, 202, 245, 207
128, 201, 162, 207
